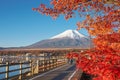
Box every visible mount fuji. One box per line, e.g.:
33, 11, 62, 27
27, 30, 92, 48
51, 30, 87, 39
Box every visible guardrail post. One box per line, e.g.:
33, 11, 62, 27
52, 59, 54, 68
42, 60, 45, 71
46, 60, 48, 70
63, 54, 66, 63
6, 62, 9, 80
55, 59, 57, 68
50, 59, 52, 69
48, 60, 50, 70
54, 59, 56, 68
30, 60, 32, 76
19, 61, 22, 80
34, 60, 39, 74
27, 60, 32, 76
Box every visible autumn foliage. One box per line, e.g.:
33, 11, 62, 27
33, 0, 120, 80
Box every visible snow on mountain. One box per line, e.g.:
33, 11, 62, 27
51, 30, 87, 39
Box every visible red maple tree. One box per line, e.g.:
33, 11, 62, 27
33, 0, 120, 80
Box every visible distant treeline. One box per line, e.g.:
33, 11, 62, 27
0, 48, 87, 56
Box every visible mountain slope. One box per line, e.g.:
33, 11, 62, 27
27, 30, 92, 48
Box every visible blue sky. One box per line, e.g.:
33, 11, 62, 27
0, 0, 88, 47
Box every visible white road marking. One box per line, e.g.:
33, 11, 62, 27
68, 69, 78, 80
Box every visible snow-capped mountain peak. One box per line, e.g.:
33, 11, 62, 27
27, 29, 92, 48
51, 29, 87, 39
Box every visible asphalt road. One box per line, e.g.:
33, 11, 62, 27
30, 64, 76, 80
